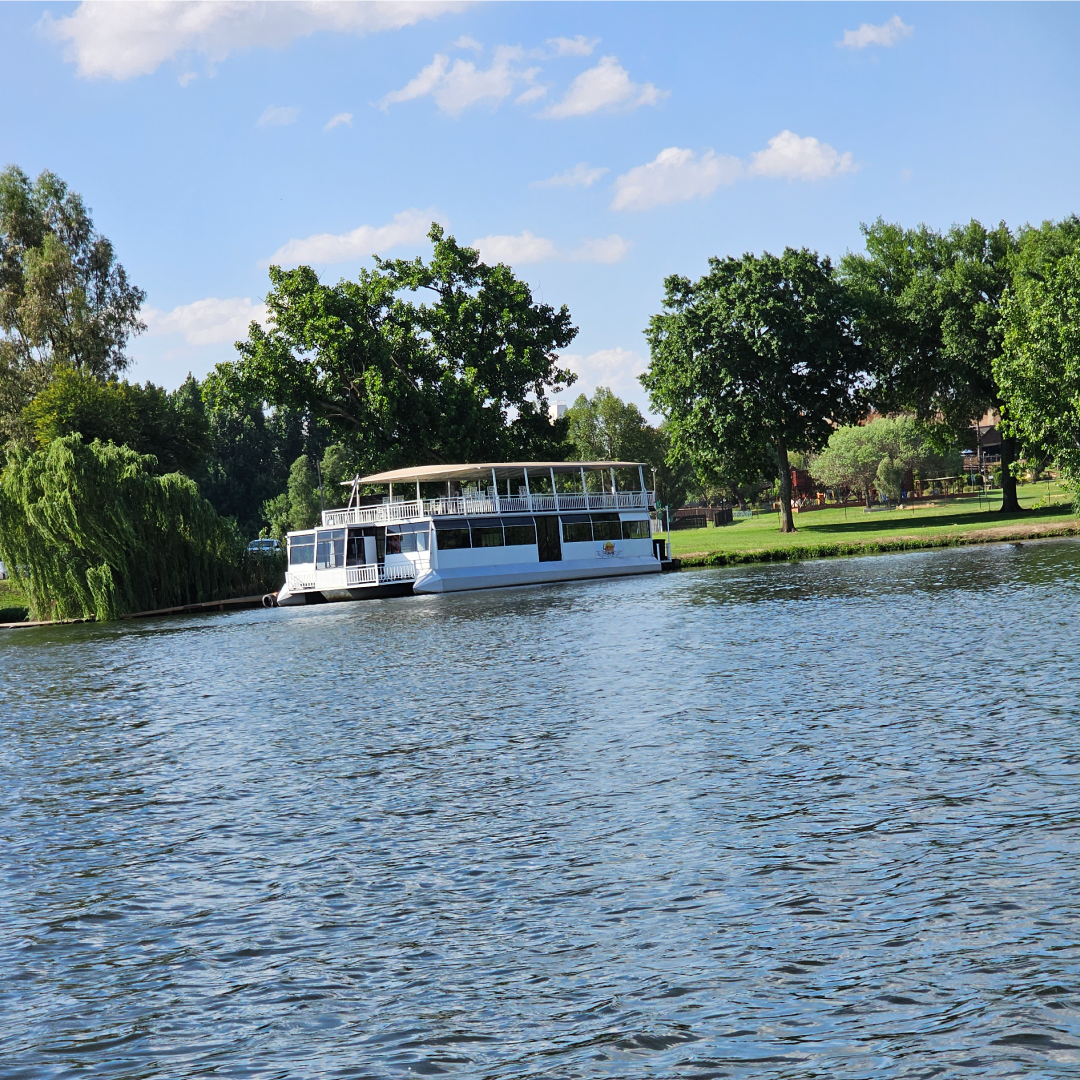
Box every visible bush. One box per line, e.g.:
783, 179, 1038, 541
0, 434, 280, 621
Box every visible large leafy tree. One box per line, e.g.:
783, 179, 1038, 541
195, 371, 311, 538
225, 224, 577, 471
0, 167, 145, 440
842, 218, 1022, 509
995, 218, 1080, 488
23, 368, 209, 475
564, 386, 661, 463
642, 248, 866, 532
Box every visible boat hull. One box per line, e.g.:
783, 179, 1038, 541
412, 556, 661, 594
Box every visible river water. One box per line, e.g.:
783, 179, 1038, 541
3, 540, 1080, 1079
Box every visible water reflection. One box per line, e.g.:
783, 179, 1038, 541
2, 539, 1080, 1078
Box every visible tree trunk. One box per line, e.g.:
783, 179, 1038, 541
776, 436, 795, 533
863, 484, 873, 511
998, 432, 1024, 514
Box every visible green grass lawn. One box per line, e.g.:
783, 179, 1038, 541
660, 481, 1078, 563
0, 576, 30, 623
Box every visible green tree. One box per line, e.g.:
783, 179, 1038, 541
196, 369, 311, 538
996, 239, 1080, 494
0, 434, 270, 621
227, 224, 576, 472
842, 218, 1022, 510
564, 386, 661, 463
23, 367, 209, 474
0, 167, 145, 440
262, 453, 322, 541
811, 416, 957, 508
642, 248, 865, 532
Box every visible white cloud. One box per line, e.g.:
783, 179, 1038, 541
612, 132, 856, 210
515, 84, 547, 105
258, 104, 300, 128
324, 111, 353, 132
531, 162, 609, 188
838, 15, 913, 49
611, 147, 742, 211
471, 230, 631, 265
557, 347, 648, 404
570, 235, 633, 264
178, 70, 197, 87
546, 35, 600, 57
543, 55, 667, 119
453, 35, 482, 52
472, 230, 558, 265
380, 54, 450, 107
747, 130, 856, 180
380, 45, 538, 116
40, 1, 464, 80
144, 297, 267, 347
270, 208, 434, 266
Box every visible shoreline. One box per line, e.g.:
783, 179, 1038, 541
674, 519, 1080, 569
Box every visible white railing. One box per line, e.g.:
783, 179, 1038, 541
320, 490, 654, 527
346, 565, 378, 587
286, 570, 316, 591
380, 562, 418, 583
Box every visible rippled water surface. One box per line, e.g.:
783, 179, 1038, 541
4, 540, 1080, 1079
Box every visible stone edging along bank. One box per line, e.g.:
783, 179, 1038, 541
676, 520, 1080, 569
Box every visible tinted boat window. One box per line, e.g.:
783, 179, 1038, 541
471, 524, 504, 547
561, 514, 592, 543
622, 518, 651, 540
433, 518, 470, 550
503, 518, 536, 546
591, 513, 622, 541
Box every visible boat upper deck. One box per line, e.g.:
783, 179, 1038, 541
321, 461, 655, 529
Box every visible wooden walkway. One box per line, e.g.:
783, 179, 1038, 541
0, 594, 274, 631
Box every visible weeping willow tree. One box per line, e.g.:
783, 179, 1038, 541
0, 434, 278, 621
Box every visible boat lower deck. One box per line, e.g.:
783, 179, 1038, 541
412, 555, 661, 594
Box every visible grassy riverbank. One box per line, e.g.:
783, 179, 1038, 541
0, 578, 30, 623
660, 481, 1080, 567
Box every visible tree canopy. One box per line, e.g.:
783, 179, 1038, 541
23, 368, 209, 475
841, 217, 1023, 508
564, 386, 660, 463
223, 224, 577, 472
811, 416, 960, 508
996, 221, 1080, 487
0, 166, 145, 440
642, 247, 866, 531
0, 435, 277, 621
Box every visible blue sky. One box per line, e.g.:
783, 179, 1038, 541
3, 2, 1079, 413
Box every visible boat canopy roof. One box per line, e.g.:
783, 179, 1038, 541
359, 461, 645, 485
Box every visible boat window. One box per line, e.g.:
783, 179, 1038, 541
561, 514, 592, 544
289, 533, 315, 565
591, 513, 622, 541
621, 518, 651, 540
386, 523, 428, 555
346, 530, 368, 565
433, 518, 470, 550
471, 523, 504, 547
316, 529, 346, 569
503, 518, 536, 547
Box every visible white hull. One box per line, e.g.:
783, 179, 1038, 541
412, 556, 661, 594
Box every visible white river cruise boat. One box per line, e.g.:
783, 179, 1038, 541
276, 461, 661, 604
